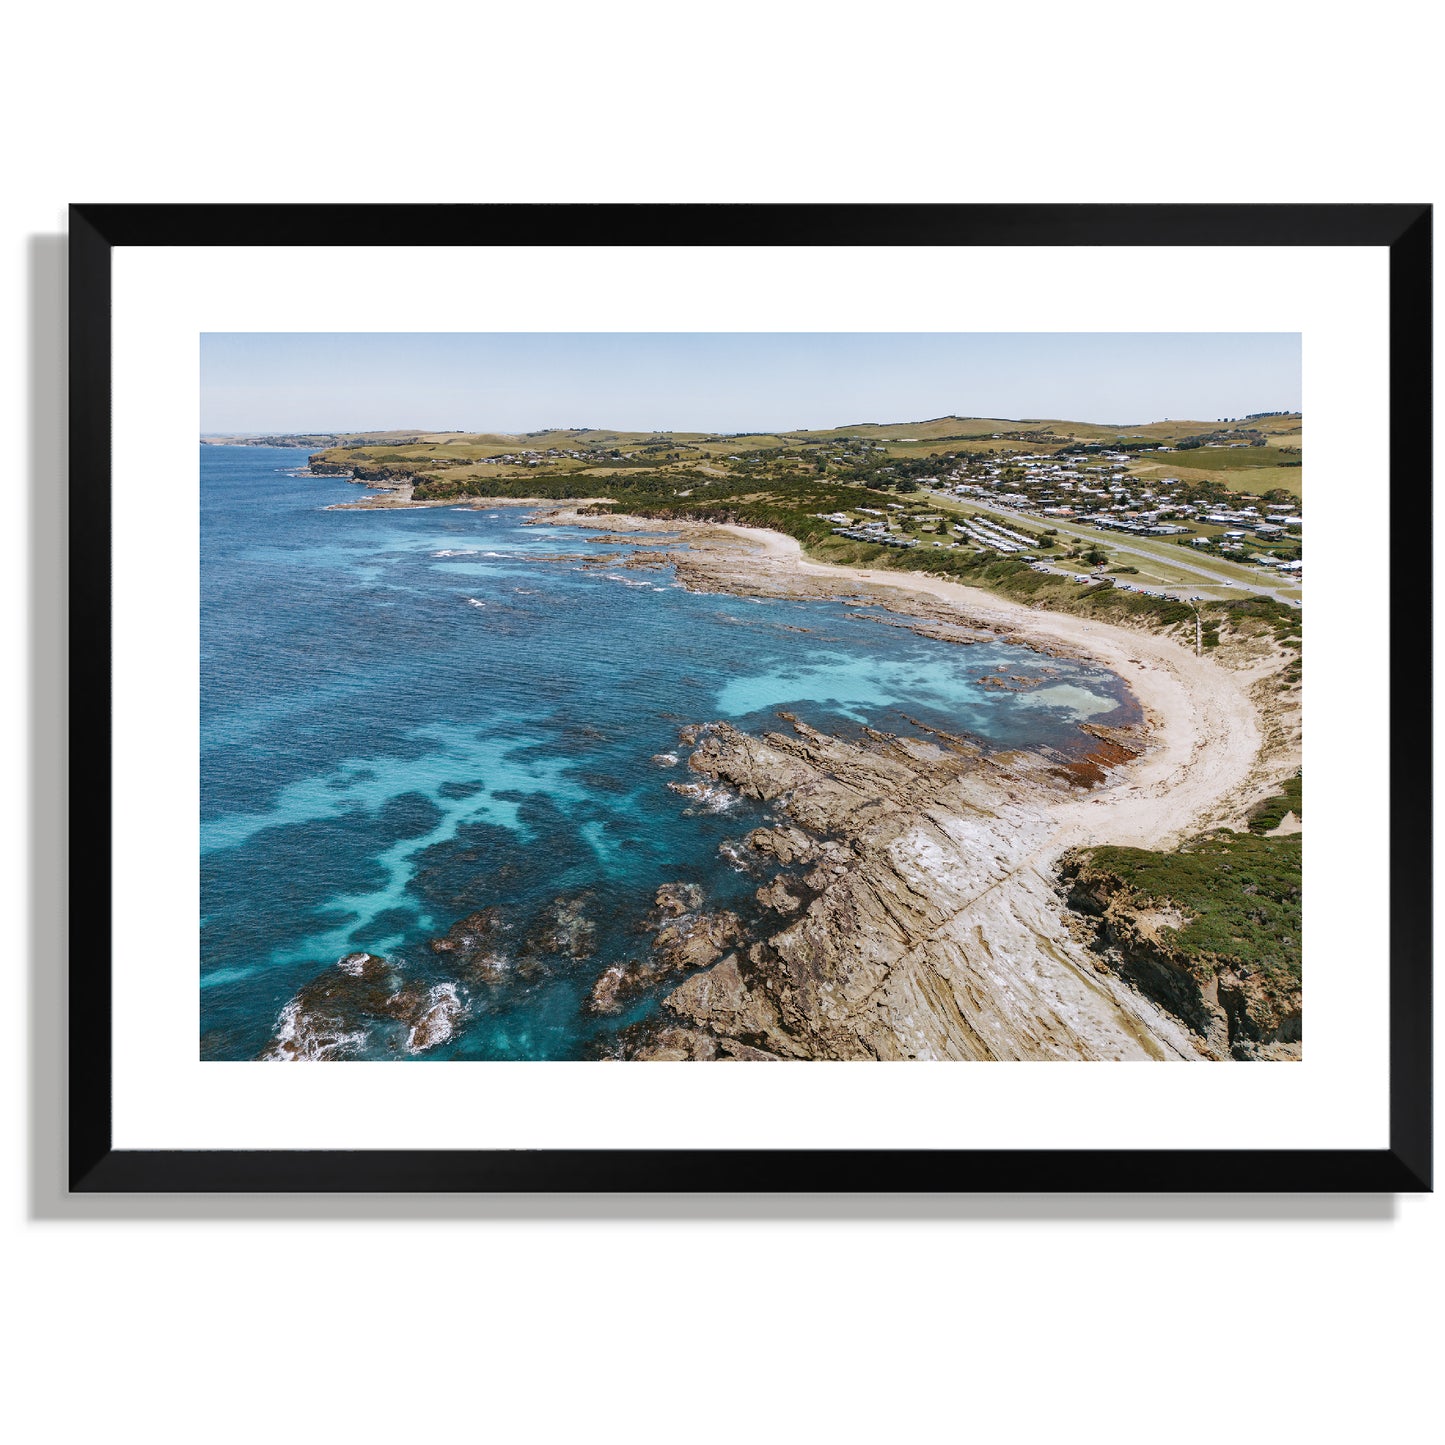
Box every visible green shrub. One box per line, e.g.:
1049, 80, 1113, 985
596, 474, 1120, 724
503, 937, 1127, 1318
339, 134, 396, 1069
1083, 831, 1302, 988
1248, 772, 1302, 834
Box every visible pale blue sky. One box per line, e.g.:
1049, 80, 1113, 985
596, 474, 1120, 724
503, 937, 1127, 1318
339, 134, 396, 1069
200, 332, 1301, 434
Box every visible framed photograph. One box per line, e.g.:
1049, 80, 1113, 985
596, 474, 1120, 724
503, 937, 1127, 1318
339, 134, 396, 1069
69, 203, 1431, 1192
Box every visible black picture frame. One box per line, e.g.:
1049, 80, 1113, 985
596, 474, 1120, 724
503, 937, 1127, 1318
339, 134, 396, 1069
69, 203, 1433, 1194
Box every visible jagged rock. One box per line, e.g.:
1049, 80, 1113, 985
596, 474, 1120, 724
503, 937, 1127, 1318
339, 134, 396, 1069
1218, 966, 1302, 1050
745, 824, 817, 866
585, 902, 747, 1016
713, 1039, 783, 1060
524, 892, 598, 960
405, 983, 467, 1052
585, 957, 666, 1015
428, 908, 499, 953
586, 962, 633, 1015
631, 1025, 720, 1061
662, 954, 791, 1054
260, 953, 467, 1060
427, 907, 510, 986
652, 910, 745, 973
756, 874, 806, 914
653, 881, 703, 918
632, 717, 1209, 1063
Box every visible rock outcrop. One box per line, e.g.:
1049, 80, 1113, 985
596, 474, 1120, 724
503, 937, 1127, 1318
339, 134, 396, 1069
652, 881, 703, 919
524, 892, 598, 961
585, 883, 743, 1016
260, 952, 469, 1060
1060, 852, 1300, 1059
626, 717, 1206, 1061
427, 907, 510, 985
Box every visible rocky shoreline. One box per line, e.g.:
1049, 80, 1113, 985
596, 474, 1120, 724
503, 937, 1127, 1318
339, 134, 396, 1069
533, 507, 1301, 1060
255, 703, 1255, 1063
619, 715, 1206, 1061
260, 500, 1300, 1062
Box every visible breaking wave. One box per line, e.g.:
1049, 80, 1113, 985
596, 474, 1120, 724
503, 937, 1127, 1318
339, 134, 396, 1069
260, 997, 369, 1062
405, 982, 467, 1053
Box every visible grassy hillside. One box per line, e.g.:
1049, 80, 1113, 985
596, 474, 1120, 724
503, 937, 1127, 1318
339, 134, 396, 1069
1130, 449, 1303, 498
1062, 828, 1303, 1051
295, 411, 1303, 645
302, 412, 1305, 478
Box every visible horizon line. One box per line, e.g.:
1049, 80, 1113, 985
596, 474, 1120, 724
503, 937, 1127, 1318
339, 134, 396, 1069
200, 408, 1304, 438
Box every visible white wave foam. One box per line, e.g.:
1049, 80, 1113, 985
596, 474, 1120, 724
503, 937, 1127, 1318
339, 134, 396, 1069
465, 597, 487, 609
717, 839, 755, 872
405, 983, 467, 1053
261, 998, 368, 1062
667, 780, 739, 814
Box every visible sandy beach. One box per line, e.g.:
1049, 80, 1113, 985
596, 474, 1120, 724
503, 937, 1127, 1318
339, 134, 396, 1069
715, 523, 1273, 852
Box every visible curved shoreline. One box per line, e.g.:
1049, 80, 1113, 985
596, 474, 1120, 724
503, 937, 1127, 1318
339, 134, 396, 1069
646, 522, 1285, 1061
331, 496, 1290, 1059
713, 523, 1267, 851
524, 509, 1292, 1060
538, 511, 1270, 852
335, 492, 1279, 849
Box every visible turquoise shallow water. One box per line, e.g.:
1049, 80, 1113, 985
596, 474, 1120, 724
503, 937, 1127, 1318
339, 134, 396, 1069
199, 447, 1138, 1059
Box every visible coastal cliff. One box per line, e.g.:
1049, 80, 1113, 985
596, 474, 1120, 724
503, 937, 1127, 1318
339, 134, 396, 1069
1059, 842, 1302, 1060
305, 453, 417, 495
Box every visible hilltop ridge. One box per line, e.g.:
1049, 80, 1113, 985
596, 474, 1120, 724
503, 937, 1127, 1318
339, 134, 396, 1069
210, 410, 1302, 458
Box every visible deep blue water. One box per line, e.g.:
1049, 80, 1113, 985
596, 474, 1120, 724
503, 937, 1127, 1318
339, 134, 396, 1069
200, 446, 1138, 1060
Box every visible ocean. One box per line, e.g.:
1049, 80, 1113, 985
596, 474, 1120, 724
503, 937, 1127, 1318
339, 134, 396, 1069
199, 446, 1139, 1059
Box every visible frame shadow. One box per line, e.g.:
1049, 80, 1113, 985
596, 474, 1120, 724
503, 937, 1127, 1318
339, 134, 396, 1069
28, 225, 1404, 1220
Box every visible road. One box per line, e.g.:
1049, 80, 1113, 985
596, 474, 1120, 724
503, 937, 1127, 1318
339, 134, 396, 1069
924, 491, 1302, 607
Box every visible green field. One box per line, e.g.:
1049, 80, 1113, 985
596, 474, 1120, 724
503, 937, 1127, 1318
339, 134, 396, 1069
295, 411, 1303, 637
305, 413, 1306, 481
1130, 456, 1303, 499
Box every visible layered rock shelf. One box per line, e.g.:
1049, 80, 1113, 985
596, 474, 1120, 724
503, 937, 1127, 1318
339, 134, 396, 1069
625, 716, 1209, 1061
